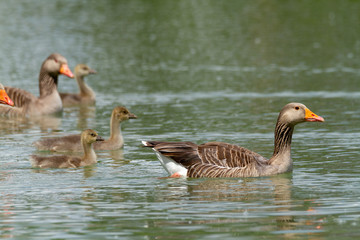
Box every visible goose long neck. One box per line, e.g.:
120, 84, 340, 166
109, 115, 123, 144
82, 139, 97, 164
39, 69, 58, 98
76, 74, 94, 97
271, 121, 294, 160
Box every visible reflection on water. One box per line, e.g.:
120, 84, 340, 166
0, 194, 15, 239
1, 0, 360, 239
63, 105, 96, 130
144, 175, 328, 239
0, 115, 62, 134
108, 149, 125, 161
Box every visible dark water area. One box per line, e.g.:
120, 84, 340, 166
1, 1, 360, 239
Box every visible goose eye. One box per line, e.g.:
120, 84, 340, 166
295, 106, 300, 110
54, 59, 58, 63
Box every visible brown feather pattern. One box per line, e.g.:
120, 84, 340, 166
39, 72, 58, 98
145, 141, 269, 178
272, 122, 293, 157
30, 155, 82, 168
143, 103, 324, 178
2, 53, 72, 117
4, 86, 36, 108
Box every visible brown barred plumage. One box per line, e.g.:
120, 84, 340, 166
2, 53, 73, 117
143, 103, 324, 178
4, 86, 36, 108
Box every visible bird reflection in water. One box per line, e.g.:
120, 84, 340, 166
148, 175, 325, 239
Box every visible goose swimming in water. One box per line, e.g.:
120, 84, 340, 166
142, 103, 324, 178
60, 64, 97, 106
30, 129, 104, 168
4, 53, 74, 117
33, 106, 137, 152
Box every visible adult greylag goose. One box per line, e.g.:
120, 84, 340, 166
4, 53, 74, 117
60, 64, 96, 106
142, 103, 324, 178
33, 106, 137, 152
30, 129, 104, 168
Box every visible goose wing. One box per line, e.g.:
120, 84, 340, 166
5, 86, 37, 107
144, 141, 268, 178
198, 142, 268, 168
187, 142, 268, 178
33, 134, 81, 152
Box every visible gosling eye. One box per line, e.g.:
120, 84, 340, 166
295, 106, 300, 110
91, 133, 96, 137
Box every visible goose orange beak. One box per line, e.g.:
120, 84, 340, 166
305, 108, 324, 122
59, 64, 74, 78
0, 89, 14, 106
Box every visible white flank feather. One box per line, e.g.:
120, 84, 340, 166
142, 141, 187, 177
153, 150, 187, 177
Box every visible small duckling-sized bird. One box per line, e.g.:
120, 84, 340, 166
30, 129, 104, 168
0, 83, 14, 107
33, 106, 137, 152
60, 64, 97, 106
142, 103, 324, 178
4, 53, 74, 117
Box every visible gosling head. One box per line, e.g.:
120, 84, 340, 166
74, 64, 97, 78
277, 103, 324, 126
81, 129, 104, 144
112, 106, 137, 122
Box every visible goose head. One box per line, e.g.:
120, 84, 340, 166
42, 53, 74, 78
113, 106, 137, 122
74, 64, 97, 78
81, 129, 104, 144
277, 102, 324, 126
0, 83, 14, 106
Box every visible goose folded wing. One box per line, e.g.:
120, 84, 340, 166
37, 134, 81, 152
5, 86, 37, 107
150, 141, 268, 170
148, 141, 201, 167
198, 142, 268, 168
182, 142, 268, 178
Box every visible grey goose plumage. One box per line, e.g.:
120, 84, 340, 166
142, 103, 324, 178
3, 53, 74, 117
33, 106, 137, 152
30, 129, 104, 168
60, 64, 97, 106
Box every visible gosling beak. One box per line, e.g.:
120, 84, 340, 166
89, 68, 97, 74
59, 64, 74, 78
305, 108, 325, 122
129, 113, 137, 119
0, 89, 14, 106
96, 135, 105, 141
